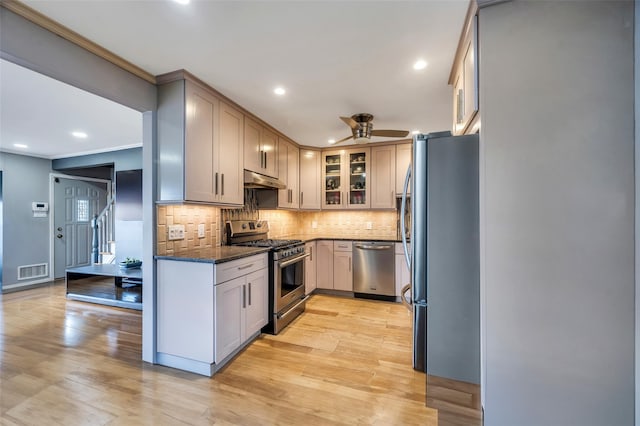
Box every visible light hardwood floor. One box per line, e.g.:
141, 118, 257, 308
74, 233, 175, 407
1, 283, 480, 425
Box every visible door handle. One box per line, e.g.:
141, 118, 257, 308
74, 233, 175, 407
56, 234, 63, 239
248, 282, 252, 306
401, 165, 412, 270
221, 173, 225, 196
401, 284, 412, 312
242, 285, 246, 308
215, 172, 219, 195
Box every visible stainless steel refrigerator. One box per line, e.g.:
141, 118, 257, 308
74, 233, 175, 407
400, 131, 480, 385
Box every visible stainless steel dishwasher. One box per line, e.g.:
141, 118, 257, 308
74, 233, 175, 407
353, 241, 396, 299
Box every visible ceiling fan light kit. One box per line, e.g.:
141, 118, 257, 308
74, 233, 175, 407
334, 113, 409, 145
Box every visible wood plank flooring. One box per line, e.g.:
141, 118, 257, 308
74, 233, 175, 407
1, 283, 481, 425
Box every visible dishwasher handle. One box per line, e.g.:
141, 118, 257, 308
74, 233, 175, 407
354, 244, 393, 250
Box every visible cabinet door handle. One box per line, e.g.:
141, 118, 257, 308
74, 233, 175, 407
300, 192, 304, 206
242, 285, 246, 308
248, 282, 252, 306
221, 173, 225, 196
391, 190, 395, 204
264, 152, 268, 170
310, 246, 313, 261
260, 150, 264, 168
349, 257, 351, 272
215, 172, 219, 195
237, 263, 254, 271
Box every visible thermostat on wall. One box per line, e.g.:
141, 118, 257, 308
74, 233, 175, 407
32, 202, 49, 217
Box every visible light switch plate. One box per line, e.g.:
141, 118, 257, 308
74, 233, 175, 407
311, 221, 318, 229
198, 224, 205, 238
168, 224, 185, 240
366, 221, 373, 230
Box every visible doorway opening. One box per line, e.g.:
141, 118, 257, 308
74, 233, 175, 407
50, 173, 110, 279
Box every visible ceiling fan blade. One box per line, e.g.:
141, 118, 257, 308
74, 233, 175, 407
332, 135, 354, 145
340, 116, 360, 130
371, 129, 410, 138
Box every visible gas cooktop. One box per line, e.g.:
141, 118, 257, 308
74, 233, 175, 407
234, 239, 302, 249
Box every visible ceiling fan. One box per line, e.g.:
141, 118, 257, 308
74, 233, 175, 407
333, 113, 410, 145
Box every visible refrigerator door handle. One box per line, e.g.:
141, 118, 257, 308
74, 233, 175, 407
401, 165, 412, 270
400, 283, 412, 312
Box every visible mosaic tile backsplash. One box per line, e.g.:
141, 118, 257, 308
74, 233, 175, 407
157, 205, 221, 256
157, 204, 399, 255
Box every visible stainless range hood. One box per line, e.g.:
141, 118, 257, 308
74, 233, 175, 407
243, 170, 286, 189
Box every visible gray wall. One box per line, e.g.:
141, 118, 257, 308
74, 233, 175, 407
52, 147, 142, 172
0, 171, 3, 286
0, 153, 53, 288
479, 2, 634, 425
635, 1, 640, 423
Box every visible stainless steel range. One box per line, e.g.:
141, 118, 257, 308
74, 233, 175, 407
226, 220, 308, 334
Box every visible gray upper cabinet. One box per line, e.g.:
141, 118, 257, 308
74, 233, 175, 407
244, 117, 278, 178
370, 144, 396, 209
299, 148, 321, 210
277, 137, 299, 209
395, 142, 411, 196
450, 4, 479, 135
157, 75, 243, 206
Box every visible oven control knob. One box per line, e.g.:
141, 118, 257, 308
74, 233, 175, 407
242, 224, 247, 229
257, 222, 262, 228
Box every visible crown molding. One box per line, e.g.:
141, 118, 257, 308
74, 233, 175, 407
0, 0, 156, 84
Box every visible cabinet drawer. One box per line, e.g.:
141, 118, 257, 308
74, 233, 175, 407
395, 242, 411, 255
214, 253, 268, 284
333, 241, 352, 252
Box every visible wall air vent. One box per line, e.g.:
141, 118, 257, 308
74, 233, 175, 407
17, 263, 48, 280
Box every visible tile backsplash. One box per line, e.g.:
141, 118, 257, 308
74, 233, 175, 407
157, 205, 221, 256
259, 209, 397, 239
157, 203, 399, 255
298, 210, 397, 238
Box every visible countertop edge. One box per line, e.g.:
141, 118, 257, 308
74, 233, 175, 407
155, 247, 270, 264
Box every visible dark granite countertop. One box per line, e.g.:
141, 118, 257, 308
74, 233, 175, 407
284, 234, 401, 243
155, 246, 270, 264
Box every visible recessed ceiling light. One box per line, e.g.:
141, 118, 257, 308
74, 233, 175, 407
71, 131, 88, 139
274, 87, 286, 96
328, 139, 336, 145
13, 143, 28, 149
413, 60, 428, 70
173, 0, 190, 5
411, 130, 420, 135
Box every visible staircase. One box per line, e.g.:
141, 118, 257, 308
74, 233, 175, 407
91, 197, 116, 264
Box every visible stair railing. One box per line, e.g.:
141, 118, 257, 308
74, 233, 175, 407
91, 197, 115, 264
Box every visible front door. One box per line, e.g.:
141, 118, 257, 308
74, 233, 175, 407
54, 177, 107, 278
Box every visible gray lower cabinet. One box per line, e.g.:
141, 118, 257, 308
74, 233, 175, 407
156, 253, 268, 376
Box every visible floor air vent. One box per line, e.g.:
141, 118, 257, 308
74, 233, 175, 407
17, 263, 48, 280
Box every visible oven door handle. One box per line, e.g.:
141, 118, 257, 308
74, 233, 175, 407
277, 295, 310, 320
278, 252, 310, 268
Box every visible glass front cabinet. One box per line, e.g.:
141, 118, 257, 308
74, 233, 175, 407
322, 147, 370, 209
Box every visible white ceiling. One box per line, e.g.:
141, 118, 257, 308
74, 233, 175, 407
4, 0, 468, 157
0, 59, 143, 159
